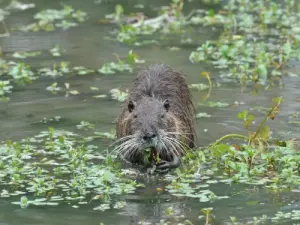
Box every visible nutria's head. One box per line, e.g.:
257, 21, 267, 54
114, 96, 186, 164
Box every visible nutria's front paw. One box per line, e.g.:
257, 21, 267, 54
156, 160, 171, 169
155, 160, 171, 174
155, 155, 181, 174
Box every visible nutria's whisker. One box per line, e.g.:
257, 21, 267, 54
111, 137, 135, 155
168, 135, 190, 149
158, 138, 170, 158
122, 143, 139, 162
109, 135, 135, 155
166, 132, 196, 147
159, 138, 173, 158
112, 135, 135, 145
118, 140, 136, 155
165, 136, 188, 156
128, 148, 139, 162
159, 139, 169, 157
163, 137, 182, 157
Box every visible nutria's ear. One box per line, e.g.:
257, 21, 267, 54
163, 99, 170, 112
128, 100, 135, 112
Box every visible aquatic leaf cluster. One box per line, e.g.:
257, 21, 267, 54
159, 98, 300, 223
189, 0, 300, 85
12, 51, 41, 59
0, 50, 142, 101
107, 0, 300, 86
129, 202, 300, 225
0, 80, 12, 101
20, 5, 87, 32
167, 97, 300, 197
105, 0, 190, 45
0, 128, 139, 209
5, 1, 35, 12
98, 50, 145, 75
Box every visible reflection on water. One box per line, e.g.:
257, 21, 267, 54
0, 0, 299, 224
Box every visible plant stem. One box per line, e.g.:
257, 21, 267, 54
202, 72, 212, 100
251, 97, 282, 143
205, 212, 209, 225
209, 134, 249, 148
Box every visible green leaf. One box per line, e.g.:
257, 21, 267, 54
257, 125, 270, 141
237, 110, 248, 120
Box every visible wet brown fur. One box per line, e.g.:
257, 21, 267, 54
116, 64, 196, 163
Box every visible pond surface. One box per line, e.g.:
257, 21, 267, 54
0, 0, 299, 224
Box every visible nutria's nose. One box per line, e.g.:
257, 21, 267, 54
143, 133, 156, 142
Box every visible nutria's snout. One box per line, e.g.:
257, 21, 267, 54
141, 132, 158, 148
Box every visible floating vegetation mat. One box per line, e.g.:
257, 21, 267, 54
0, 127, 141, 210
104, 0, 300, 86
0, 99, 299, 217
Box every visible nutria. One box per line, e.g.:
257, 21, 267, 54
114, 64, 196, 173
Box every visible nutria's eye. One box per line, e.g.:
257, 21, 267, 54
128, 100, 135, 113
133, 114, 138, 118
161, 114, 164, 118
163, 99, 170, 112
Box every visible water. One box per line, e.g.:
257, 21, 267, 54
0, 0, 299, 224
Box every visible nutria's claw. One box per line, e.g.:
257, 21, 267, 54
155, 161, 171, 174
155, 155, 181, 173
156, 168, 170, 174
156, 160, 172, 170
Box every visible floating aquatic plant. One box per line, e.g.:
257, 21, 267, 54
189, 0, 300, 86
98, 50, 144, 75
20, 5, 87, 32
105, 0, 192, 45
12, 51, 41, 59
0, 80, 13, 101
0, 128, 140, 210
